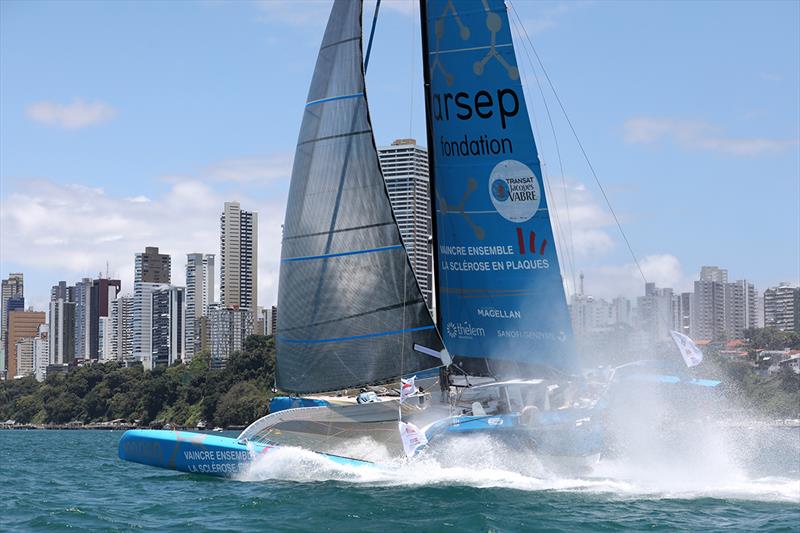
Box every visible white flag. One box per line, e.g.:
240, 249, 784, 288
398, 421, 428, 457
400, 376, 417, 402
670, 330, 703, 368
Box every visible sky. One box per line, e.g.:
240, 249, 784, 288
1, 0, 798, 313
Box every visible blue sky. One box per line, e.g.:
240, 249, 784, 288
1, 0, 798, 312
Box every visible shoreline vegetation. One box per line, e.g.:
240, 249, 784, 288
1, 330, 799, 430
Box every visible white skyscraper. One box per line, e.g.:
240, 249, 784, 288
151, 286, 186, 367
132, 282, 169, 368
33, 324, 49, 381
185, 253, 215, 360
221, 202, 258, 315
110, 295, 133, 361
73, 277, 92, 359
208, 304, 254, 367
377, 139, 434, 309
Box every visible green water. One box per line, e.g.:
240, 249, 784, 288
1, 429, 798, 531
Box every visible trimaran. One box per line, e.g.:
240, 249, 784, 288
119, 0, 717, 477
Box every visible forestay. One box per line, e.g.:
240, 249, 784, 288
277, 0, 443, 393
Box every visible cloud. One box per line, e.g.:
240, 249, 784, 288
0, 174, 287, 311
547, 179, 616, 259
623, 117, 798, 156
587, 254, 693, 301
158, 153, 293, 186
26, 99, 117, 129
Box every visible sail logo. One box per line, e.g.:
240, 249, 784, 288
488, 160, 541, 222
446, 321, 485, 339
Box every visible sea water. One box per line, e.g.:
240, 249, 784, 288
1, 428, 798, 531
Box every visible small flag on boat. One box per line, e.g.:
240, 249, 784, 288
400, 376, 417, 402
670, 330, 703, 368
398, 420, 428, 457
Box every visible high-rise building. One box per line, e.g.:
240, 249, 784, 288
611, 296, 632, 326
693, 267, 757, 340
90, 278, 121, 360
208, 304, 254, 367
15, 336, 35, 378
185, 253, 215, 360
636, 283, 675, 344
677, 292, 693, 336
1, 273, 24, 368
33, 324, 49, 381
73, 278, 92, 359
764, 283, 800, 332
110, 295, 134, 361
221, 202, 258, 316
135, 247, 171, 284
151, 286, 186, 367
726, 279, 757, 338
700, 266, 728, 283
7, 310, 45, 378
49, 299, 76, 364
378, 139, 434, 309
132, 281, 169, 368
50, 281, 74, 302
265, 305, 278, 336
1, 272, 24, 341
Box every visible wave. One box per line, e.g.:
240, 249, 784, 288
238, 432, 800, 503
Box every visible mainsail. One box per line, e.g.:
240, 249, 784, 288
276, 0, 443, 393
420, 0, 577, 374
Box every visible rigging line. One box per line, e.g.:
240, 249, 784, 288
508, 12, 578, 296
508, 0, 649, 286
408, 0, 415, 138
508, 15, 577, 297
364, 0, 382, 72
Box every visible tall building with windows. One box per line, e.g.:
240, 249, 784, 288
208, 304, 253, 367
693, 266, 757, 340
185, 253, 215, 360
1, 273, 24, 364
377, 139, 434, 309
110, 295, 133, 361
132, 282, 169, 368
764, 283, 800, 332
33, 324, 49, 381
135, 247, 171, 284
7, 310, 45, 378
265, 306, 278, 336
220, 202, 258, 315
151, 286, 186, 366
49, 299, 76, 364
73, 278, 92, 359
90, 278, 121, 360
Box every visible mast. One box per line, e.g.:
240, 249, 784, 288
418, 0, 442, 328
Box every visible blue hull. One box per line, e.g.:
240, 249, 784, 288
118, 429, 372, 477
426, 410, 605, 457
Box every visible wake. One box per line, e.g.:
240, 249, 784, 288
238, 430, 800, 503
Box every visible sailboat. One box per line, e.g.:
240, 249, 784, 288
119, 0, 607, 476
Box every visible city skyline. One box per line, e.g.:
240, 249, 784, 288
1, 0, 798, 313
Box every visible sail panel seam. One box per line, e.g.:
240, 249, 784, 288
283, 221, 395, 240
305, 92, 364, 107
282, 244, 401, 263
278, 298, 426, 333
297, 129, 372, 147
320, 35, 360, 50
430, 43, 513, 56
279, 325, 436, 345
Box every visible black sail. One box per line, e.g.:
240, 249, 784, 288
276, 0, 443, 393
